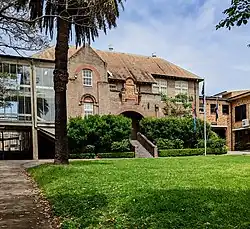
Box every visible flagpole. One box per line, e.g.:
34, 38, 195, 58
204, 79, 207, 156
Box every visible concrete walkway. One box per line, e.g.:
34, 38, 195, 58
0, 161, 56, 229
227, 151, 250, 155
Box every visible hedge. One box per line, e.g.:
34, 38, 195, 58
97, 152, 135, 158
140, 117, 212, 148
159, 147, 227, 157
69, 153, 96, 159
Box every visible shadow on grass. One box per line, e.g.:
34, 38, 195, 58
47, 188, 250, 228
120, 188, 250, 229
50, 192, 108, 228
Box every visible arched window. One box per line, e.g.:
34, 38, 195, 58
83, 96, 94, 117
82, 69, 92, 86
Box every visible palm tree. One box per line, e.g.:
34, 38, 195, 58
17, 0, 124, 164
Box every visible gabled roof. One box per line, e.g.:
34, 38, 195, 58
220, 90, 250, 99
227, 91, 250, 101
32, 46, 201, 83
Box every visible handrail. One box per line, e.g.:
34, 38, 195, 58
137, 132, 158, 157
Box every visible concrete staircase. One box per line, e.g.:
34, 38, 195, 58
130, 140, 153, 158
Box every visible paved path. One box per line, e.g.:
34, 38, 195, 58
0, 161, 55, 229
227, 151, 250, 155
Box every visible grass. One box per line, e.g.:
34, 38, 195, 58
28, 156, 250, 229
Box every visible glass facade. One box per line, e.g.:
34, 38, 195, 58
36, 67, 54, 122
0, 63, 32, 121
0, 62, 55, 123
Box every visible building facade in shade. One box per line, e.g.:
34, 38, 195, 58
1, 46, 202, 159
0, 55, 55, 160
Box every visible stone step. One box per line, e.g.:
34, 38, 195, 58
130, 140, 153, 158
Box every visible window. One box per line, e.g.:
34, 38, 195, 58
175, 81, 188, 95
0, 63, 32, 121
36, 67, 53, 87
199, 103, 204, 113
109, 84, 117, 90
152, 79, 167, 95
84, 102, 94, 117
83, 70, 92, 86
235, 104, 246, 122
36, 67, 54, 122
210, 104, 216, 114
222, 105, 229, 115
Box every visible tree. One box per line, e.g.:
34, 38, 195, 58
17, 0, 125, 164
161, 93, 193, 117
217, 0, 250, 46
0, 0, 48, 54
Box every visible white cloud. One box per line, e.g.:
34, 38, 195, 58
93, 0, 250, 95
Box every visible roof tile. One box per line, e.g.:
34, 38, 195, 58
32, 46, 201, 83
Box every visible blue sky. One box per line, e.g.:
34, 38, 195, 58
90, 0, 250, 95
2, 0, 249, 95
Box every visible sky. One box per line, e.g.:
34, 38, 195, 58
90, 0, 250, 95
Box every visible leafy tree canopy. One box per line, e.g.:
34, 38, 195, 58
161, 93, 193, 117
217, 0, 250, 30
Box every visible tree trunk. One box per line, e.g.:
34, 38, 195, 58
53, 7, 70, 164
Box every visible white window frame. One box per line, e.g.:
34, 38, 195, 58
152, 79, 167, 95
175, 80, 188, 95
82, 70, 92, 87
83, 102, 94, 117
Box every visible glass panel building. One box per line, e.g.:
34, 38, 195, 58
0, 63, 32, 121
0, 62, 55, 123
36, 67, 54, 122
0, 55, 55, 160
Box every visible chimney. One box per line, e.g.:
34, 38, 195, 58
152, 52, 157, 57
108, 44, 114, 51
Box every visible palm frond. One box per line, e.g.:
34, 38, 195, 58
17, 0, 125, 46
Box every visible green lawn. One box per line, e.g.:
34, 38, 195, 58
28, 156, 250, 229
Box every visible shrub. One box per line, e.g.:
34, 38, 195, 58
111, 139, 131, 152
84, 145, 95, 154
196, 136, 226, 149
140, 117, 212, 148
159, 148, 227, 157
68, 115, 132, 153
69, 153, 96, 159
156, 138, 184, 149
97, 152, 135, 158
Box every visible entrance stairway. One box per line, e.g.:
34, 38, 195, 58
130, 140, 153, 158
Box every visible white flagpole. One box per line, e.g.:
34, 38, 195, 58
204, 79, 207, 156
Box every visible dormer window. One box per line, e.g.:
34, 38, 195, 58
82, 69, 92, 86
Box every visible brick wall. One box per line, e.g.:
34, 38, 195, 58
198, 99, 230, 127
230, 95, 250, 150
198, 98, 231, 149
67, 46, 109, 118
66, 46, 200, 119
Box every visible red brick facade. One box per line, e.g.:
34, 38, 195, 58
65, 46, 200, 119
199, 91, 250, 151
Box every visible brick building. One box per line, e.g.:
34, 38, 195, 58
199, 90, 250, 151
34, 46, 201, 139
2, 45, 250, 159
0, 46, 202, 159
